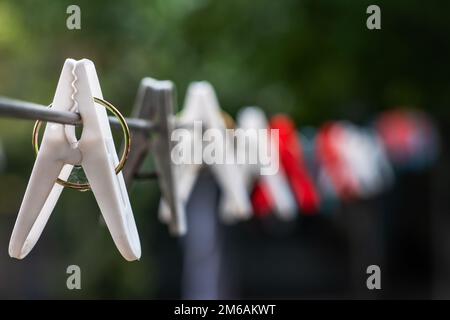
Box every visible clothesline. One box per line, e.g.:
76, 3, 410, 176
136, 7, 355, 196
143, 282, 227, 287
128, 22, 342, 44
0, 96, 154, 133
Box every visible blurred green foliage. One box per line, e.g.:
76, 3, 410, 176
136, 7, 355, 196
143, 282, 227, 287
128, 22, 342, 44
0, 0, 448, 298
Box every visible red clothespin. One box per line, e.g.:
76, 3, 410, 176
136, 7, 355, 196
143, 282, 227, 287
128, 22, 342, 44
316, 122, 359, 202
251, 181, 275, 218
269, 115, 320, 214
236, 107, 297, 220
375, 109, 439, 170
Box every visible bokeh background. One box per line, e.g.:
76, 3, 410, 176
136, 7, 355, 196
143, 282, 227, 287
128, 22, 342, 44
0, 0, 449, 299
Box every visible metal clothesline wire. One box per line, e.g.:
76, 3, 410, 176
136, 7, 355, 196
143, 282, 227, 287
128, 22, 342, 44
0, 96, 165, 180
0, 96, 155, 133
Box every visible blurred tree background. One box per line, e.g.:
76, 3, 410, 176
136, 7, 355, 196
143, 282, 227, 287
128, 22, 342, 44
0, 0, 449, 298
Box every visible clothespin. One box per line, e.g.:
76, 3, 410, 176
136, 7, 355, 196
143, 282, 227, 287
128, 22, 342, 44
122, 78, 186, 236
375, 109, 440, 171
269, 115, 321, 214
159, 81, 252, 227
316, 121, 393, 202
338, 122, 394, 198
9, 59, 141, 261
236, 107, 297, 220
316, 122, 360, 201
297, 127, 340, 214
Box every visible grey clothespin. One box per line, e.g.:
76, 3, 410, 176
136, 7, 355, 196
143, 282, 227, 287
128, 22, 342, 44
123, 78, 186, 236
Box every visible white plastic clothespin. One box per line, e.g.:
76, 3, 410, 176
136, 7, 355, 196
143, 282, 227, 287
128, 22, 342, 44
234, 107, 297, 220
338, 122, 394, 198
159, 81, 252, 227
123, 78, 186, 236
9, 58, 141, 261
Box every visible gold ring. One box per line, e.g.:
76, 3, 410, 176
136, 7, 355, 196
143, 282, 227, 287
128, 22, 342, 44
32, 97, 131, 191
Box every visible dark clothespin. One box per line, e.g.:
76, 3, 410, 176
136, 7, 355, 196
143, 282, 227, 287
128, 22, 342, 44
123, 78, 186, 236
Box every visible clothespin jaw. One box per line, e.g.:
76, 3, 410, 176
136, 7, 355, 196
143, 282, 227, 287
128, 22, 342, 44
9, 59, 141, 261
236, 107, 297, 220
